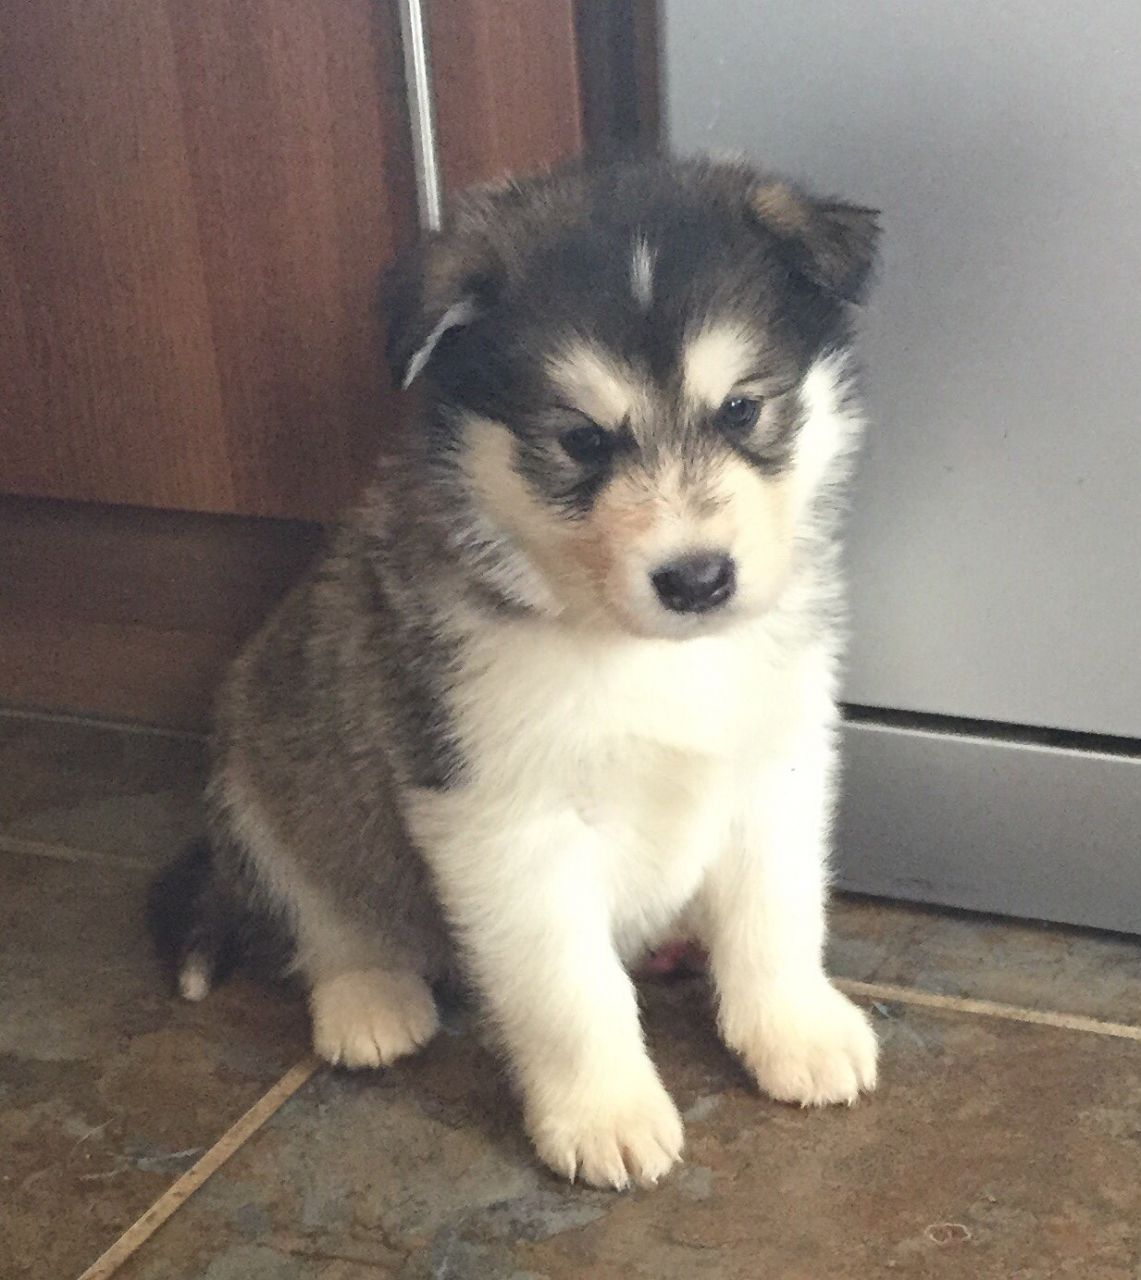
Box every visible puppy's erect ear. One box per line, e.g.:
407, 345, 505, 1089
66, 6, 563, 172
749, 180, 880, 303
383, 233, 504, 390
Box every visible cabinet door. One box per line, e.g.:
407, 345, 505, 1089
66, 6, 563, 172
0, 0, 415, 521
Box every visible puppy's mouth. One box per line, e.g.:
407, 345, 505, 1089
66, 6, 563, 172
632, 605, 744, 642
605, 587, 747, 643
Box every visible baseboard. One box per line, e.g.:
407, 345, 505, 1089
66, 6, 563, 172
0, 495, 323, 730
837, 716, 1141, 935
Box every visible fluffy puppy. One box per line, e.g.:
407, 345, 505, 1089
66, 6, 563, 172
153, 157, 881, 1189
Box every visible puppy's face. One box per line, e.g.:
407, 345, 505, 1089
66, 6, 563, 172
388, 161, 878, 637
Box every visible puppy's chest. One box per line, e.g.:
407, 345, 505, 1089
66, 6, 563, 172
575, 732, 731, 925
452, 623, 805, 856
454, 623, 780, 770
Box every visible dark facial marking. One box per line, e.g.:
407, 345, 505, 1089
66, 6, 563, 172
529, 414, 637, 516
713, 386, 804, 477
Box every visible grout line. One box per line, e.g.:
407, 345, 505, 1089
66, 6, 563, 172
0, 705, 205, 742
75, 1057, 321, 1280
0, 833, 153, 874
838, 978, 1141, 1042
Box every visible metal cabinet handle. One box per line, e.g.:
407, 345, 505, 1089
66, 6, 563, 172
396, 0, 443, 231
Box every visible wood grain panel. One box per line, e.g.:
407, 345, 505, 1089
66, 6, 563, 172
0, 497, 323, 729
0, 2, 232, 511
427, 0, 585, 194
163, 0, 416, 518
0, 1, 415, 520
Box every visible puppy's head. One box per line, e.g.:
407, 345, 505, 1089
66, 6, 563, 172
386, 159, 878, 637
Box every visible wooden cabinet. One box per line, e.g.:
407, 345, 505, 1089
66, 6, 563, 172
2, 1, 414, 521
0, 0, 596, 726
428, 0, 583, 197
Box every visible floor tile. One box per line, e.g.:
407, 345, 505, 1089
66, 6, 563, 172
0, 712, 205, 866
0, 853, 307, 1280
118, 982, 1141, 1279
830, 894, 1141, 1025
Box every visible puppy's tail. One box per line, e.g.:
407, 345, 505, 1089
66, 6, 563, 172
147, 839, 239, 1002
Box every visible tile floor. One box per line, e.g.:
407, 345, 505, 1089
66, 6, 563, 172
1, 709, 1139, 1280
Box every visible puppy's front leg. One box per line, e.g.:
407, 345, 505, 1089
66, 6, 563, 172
699, 739, 878, 1107
422, 806, 683, 1189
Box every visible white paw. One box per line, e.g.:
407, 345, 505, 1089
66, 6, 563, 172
310, 969, 439, 1069
734, 978, 878, 1107
527, 1069, 684, 1190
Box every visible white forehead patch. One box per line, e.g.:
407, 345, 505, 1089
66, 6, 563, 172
630, 235, 655, 311
682, 323, 756, 407
547, 344, 639, 427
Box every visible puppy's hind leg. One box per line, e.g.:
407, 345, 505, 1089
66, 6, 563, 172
309, 967, 439, 1070
292, 897, 440, 1071
219, 766, 441, 1070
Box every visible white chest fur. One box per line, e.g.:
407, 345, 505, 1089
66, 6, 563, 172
454, 615, 818, 765
414, 615, 834, 954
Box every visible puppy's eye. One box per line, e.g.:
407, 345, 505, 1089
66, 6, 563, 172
559, 422, 614, 466
714, 396, 761, 436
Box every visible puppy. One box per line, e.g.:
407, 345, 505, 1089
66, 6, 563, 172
153, 157, 881, 1189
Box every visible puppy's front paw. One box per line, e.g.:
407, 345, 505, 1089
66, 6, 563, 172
734, 979, 878, 1107
527, 1070, 684, 1190
310, 968, 439, 1069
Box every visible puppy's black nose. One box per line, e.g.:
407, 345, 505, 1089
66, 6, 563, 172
651, 552, 736, 614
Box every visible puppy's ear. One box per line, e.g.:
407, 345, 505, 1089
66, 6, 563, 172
749, 180, 880, 303
383, 234, 504, 390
